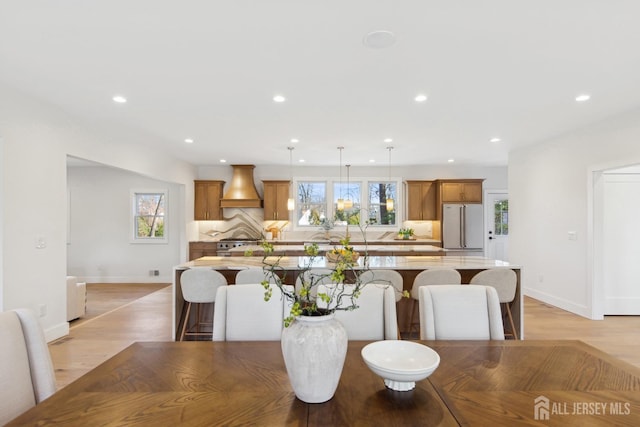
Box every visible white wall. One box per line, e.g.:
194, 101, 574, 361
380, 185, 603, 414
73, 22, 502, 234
67, 165, 182, 283
509, 108, 640, 319
0, 83, 196, 341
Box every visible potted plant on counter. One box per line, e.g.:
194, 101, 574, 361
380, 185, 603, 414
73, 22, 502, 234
397, 227, 415, 240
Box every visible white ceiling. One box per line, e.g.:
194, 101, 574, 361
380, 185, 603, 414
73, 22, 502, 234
2, 1, 640, 167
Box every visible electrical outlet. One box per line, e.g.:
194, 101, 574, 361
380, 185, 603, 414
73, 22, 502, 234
38, 304, 47, 317
568, 231, 577, 241
154, 270, 160, 276
35, 235, 47, 249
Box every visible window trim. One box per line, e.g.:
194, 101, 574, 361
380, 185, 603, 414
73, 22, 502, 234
130, 189, 168, 244
292, 176, 401, 231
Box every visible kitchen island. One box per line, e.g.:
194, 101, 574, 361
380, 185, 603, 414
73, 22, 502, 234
173, 255, 522, 340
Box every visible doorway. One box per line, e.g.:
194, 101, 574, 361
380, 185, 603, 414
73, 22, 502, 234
600, 165, 640, 315
484, 191, 509, 261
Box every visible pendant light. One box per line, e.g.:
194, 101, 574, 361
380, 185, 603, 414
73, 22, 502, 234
344, 164, 353, 209
337, 147, 345, 211
386, 146, 395, 211
287, 147, 295, 211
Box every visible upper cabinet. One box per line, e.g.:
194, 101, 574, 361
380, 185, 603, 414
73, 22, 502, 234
263, 180, 290, 221
406, 181, 437, 220
194, 180, 225, 220
438, 179, 483, 203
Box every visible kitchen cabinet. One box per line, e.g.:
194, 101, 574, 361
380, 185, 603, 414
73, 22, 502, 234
189, 242, 218, 261
406, 181, 437, 220
263, 180, 290, 221
439, 180, 483, 203
194, 180, 225, 220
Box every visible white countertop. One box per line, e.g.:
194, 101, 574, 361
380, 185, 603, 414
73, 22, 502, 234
177, 255, 519, 270
229, 244, 446, 254
191, 238, 441, 244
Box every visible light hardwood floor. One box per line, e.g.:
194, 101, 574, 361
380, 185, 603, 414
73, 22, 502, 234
48, 285, 640, 389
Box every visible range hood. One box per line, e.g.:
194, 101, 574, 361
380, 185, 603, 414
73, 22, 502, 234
220, 164, 263, 208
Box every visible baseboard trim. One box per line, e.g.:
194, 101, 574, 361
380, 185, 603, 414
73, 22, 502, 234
45, 321, 70, 342
524, 287, 592, 319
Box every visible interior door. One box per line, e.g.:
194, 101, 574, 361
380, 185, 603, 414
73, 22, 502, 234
603, 172, 640, 314
485, 191, 509, 261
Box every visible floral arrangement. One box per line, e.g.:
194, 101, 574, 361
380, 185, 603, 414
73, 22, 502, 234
326, 237, 359, 263
397, 227, 415, 239
253, 226, 370, 326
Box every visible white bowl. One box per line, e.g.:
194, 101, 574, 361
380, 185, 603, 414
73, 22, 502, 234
361, 340, 440, 391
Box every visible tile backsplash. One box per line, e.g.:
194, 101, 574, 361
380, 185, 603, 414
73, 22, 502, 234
197, 208, 435, 241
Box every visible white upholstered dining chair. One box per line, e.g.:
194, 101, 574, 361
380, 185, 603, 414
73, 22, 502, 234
419, 284, 505, 340
317, 283, 398, 340
0, 309, 57, 425
212, 284, 293, 341
408, 268, 462, 336
470, 268, 518, 339
359, 269, 404, 302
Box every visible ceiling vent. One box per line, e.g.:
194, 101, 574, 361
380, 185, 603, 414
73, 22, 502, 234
220, 164, 263, 208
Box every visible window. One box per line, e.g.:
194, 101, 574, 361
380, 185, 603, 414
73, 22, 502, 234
297, 182, 327, 226
333, 181, 361, 225
494, 199, 508, 235
367, 182, 396, 226
294, 178, 400, 229
131, 190, 167, 243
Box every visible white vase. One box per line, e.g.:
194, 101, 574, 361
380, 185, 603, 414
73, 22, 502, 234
281, 313, 348, 403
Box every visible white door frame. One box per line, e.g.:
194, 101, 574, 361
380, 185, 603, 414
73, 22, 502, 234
484, 189, 508, 260
588, 159, 640, 320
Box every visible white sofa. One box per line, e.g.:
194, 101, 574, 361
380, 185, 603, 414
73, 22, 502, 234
66, 276, 86, 321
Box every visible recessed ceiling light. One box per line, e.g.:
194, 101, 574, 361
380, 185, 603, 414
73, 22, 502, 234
575, 94, 591, 102
414, 94, 428, 103
490, 137, 501, 143
112, 95, 127, 103
219, 159, 227, 163
447, 158, 455, 163
363, 30, 397, 49
369, 159, 376, 163
298, 159, 305, 163
290, 138, 299, 143
184, 138, 194, 144
383, 138, 393, 143
273, 95, 286, 103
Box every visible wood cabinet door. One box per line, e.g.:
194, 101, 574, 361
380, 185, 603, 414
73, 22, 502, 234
263, 181, 289, 220
406, 182, 424, 220
440, 181, 483, 203
275, 182, 290, 220
194, 181, 209, 220
189, 242, 217, 260
263, 182, 277, 220
421, 182, 437, 219
194, 181, 224, 220
441, 182, 464, 202
407, 181, 436, 220
461, 182, 483, 202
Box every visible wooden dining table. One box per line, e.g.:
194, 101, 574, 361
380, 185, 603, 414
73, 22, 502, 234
8, 340, 640, 426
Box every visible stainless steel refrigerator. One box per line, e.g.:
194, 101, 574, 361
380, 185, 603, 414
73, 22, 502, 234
442, 203, 484, 255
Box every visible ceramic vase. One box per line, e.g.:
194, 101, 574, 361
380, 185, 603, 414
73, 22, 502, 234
281, 313, 348, 403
